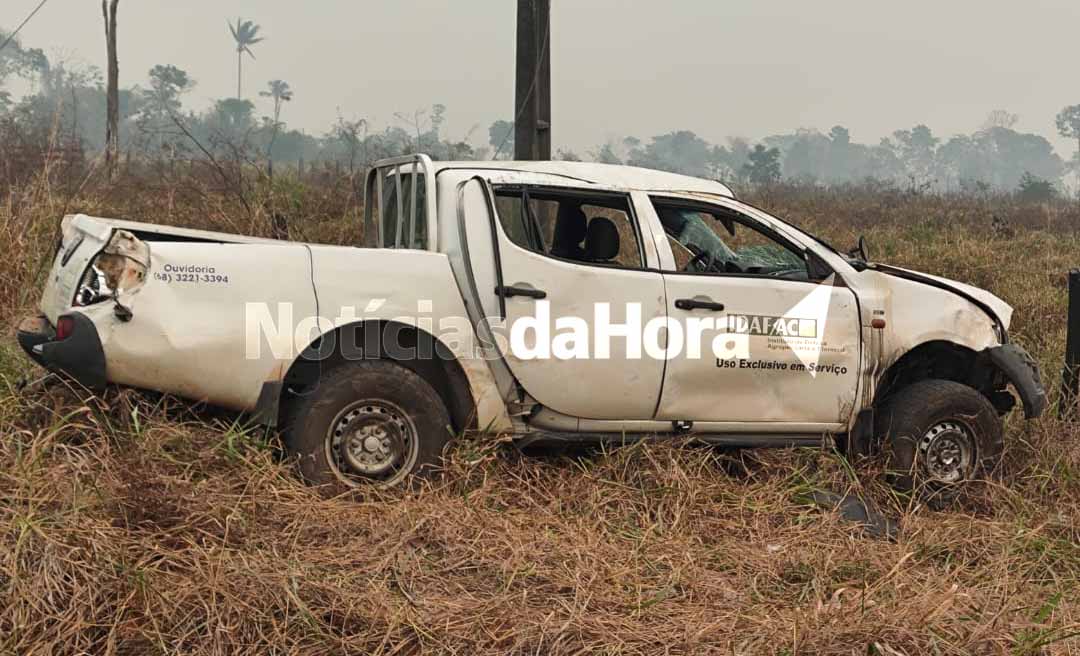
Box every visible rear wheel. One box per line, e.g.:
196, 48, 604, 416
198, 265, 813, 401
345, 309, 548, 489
875, 379, 1003, 505
283, 360, 452, 490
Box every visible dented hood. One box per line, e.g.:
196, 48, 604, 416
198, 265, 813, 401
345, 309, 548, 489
873, 263, 1013, 331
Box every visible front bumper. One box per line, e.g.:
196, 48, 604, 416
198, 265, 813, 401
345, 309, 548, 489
17, 312, 107, 392
987, 343, 1047, 419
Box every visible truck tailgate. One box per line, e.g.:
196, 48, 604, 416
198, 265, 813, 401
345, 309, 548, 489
41, 215, 115, 323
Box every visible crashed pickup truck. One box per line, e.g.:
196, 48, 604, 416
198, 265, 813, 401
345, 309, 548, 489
18, 154, 1046, 496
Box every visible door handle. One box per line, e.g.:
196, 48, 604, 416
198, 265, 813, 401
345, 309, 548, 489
496, 284, 548, 300
675, 297, 725, 311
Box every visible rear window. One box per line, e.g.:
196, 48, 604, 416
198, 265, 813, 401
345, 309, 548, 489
380, 172, 427, 249
364, 157, 437, 250
493, 187, 644, 269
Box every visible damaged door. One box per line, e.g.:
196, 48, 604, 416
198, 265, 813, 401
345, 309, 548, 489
646, 196, 862, 428
462, 177, 668, 420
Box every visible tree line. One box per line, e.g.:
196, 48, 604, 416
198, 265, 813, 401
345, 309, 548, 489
551, 115, 1070, 199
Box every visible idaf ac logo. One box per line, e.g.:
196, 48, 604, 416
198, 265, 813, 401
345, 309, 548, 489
766, 274, 837, 377
721, 314, 818, 339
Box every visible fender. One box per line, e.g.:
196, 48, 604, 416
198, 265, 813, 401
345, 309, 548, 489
254, 319, 509, 433
872, 264, 1010, 339
986, 343, 1047, 419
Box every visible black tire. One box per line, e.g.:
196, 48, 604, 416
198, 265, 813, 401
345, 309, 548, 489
875, 379, 1003, 504
283, 360, 452, 490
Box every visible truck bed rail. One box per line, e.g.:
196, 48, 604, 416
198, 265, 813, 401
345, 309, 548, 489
363, 154, 438, 251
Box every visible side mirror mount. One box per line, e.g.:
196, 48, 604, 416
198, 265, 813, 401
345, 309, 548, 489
848, 235, 869, 262
806, 249, 834, 281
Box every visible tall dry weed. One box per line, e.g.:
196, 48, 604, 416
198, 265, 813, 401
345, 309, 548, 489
0, 175, 1078, 654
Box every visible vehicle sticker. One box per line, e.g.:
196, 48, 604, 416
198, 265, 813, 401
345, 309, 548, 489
154, 263, 231, 285
716, 357, 849, 377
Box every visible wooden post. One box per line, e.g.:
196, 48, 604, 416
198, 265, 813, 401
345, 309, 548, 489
535, 0, 551, 160
514, 0, 551, 161
1060, 268, 1080, 418
102, 0, 120, 181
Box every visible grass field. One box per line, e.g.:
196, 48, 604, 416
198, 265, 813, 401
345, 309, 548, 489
1, 177, 1078, 654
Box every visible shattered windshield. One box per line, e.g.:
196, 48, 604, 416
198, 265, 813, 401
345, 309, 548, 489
661, 208, 807, 278
677, 215, 737, 262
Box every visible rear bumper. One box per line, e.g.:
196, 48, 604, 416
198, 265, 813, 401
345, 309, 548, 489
17, 312, 107, 391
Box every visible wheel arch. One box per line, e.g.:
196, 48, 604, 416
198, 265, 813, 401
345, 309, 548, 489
256, 319, 479, 433
874, 339, 1011, 414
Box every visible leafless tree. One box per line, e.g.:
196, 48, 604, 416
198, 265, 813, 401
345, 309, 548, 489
981, 109, 1019, 132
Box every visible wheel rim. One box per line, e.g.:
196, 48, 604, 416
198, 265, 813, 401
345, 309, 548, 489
326, 400, 418, 487
918, 420, 976, 484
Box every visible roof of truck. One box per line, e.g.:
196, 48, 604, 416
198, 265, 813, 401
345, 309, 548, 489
433, 160, 735, 198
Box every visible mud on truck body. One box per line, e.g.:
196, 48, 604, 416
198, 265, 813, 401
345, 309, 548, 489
18, 154, 1046, 496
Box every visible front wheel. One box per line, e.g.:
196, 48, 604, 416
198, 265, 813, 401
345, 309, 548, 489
875, 379, 1004, 504
283, 360, 452, 490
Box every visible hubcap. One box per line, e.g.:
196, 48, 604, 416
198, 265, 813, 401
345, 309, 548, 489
919, 420, 975, 484
327, 401, 417, 485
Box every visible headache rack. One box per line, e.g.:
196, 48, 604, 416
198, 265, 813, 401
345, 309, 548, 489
363, 154, 438, 251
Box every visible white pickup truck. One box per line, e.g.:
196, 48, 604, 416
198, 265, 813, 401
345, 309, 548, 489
18, 155, 1046, 498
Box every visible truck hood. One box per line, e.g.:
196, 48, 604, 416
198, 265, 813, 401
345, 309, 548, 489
872, 263, 1013, 331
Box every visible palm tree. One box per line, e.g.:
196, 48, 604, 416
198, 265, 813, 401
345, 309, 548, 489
227, 18, 263, 98
260, 79, 293, 123
259, 79, 292, 175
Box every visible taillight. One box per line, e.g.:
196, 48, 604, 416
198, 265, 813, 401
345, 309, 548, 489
56, 316, 75, 341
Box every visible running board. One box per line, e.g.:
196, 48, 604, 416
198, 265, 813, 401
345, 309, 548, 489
513, 430, 832, 450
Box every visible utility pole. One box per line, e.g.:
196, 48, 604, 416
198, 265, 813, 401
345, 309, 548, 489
102, 0, 120, 181
514, 0, 551, 161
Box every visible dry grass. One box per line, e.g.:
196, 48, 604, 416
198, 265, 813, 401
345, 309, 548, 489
1, 174, 1079, 654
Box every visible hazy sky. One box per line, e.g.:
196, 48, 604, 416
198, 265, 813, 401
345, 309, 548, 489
9, 0, 1080, 156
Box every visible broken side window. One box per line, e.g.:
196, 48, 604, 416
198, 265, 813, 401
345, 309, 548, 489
493, 186, 644, 269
